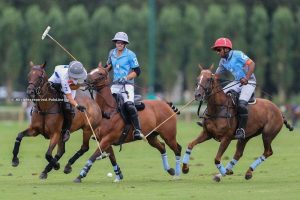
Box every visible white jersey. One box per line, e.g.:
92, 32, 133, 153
48, 65, 77, 100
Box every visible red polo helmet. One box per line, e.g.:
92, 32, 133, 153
211, 37, 232, 50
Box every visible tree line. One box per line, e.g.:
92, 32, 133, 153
0, 2, 299, 104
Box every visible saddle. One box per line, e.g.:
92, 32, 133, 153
112, 93, 145, 150
227, 90, 256, 106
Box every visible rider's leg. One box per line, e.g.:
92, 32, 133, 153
124, 101, 144, 140
236, 82, 256, 139
62, 102, 74, 142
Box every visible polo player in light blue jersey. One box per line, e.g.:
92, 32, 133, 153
212, 37, 256, 139
104, 32, 144, 140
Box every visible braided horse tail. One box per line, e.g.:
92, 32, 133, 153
166, 102, 180, 115
282, 113, 294, 131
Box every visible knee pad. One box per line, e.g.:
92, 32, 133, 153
62, 102, 75, 117
124, 101, 137, 115
238, 100, 248, 115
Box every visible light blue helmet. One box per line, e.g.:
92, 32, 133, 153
112, 32, 129, 44
68, 61, 87, 83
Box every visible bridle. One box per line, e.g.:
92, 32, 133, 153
86, 69, 117, 110
196, 75, 214, 101
27, 66, 47, 98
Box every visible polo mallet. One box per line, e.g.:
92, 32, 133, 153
41, 26, 77, 61
144, 98, 196, 139
83, 110, 109, 160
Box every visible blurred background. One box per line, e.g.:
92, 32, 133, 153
0, 0, 300, 123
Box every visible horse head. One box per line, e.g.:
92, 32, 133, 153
194, 64, 215, 101
26, 61, 48, 99
87, 62, 110, 91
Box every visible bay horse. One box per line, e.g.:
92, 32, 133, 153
73, 64, 182, 182
12, 62, 112, 179
182, 65, 293, 181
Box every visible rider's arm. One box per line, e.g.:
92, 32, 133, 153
65, 93, 78, 107
215, 64, 225, 79
105, 50, 113, 72
244, 59, 255, 80
125, 67, 141, 80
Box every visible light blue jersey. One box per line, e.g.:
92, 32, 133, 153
107, 48, 139, 84
216, 50, 256, 81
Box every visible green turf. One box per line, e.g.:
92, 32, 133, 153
1, 121, 299, 200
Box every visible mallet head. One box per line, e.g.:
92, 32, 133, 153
42, 26, 51, 40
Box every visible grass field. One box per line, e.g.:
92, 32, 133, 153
1, 120, 300, 200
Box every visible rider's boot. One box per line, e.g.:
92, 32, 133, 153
125, 101, 144, 140
235, 100, 248, 139
62, 102, 74, 142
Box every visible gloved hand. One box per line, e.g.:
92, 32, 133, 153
117, 77, 128, 84
76, 104, 86, 112
240, 78, 248, 85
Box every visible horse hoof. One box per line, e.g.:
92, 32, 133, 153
119, 172, 124, 180
12, 157, 19, 167
167, 168, 175, 176
53, 162, 60, 170
64, 164, 72, 174
213, 174, 222, 182
39, 172, 48, 179
113, 178, 121, 183
73, 176, 82, 183
226, 169, 234, 175
245, 173, 252, 180
173, 175, 181, 180
182, 164, 189, 174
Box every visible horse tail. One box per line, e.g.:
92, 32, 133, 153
167, 102, 180, 115
282, 113, 294, 131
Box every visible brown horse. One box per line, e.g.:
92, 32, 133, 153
73, 64, 182, 182
181, 66, 293, 181
12, 62, 108, 179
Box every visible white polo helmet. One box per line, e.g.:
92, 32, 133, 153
68, 61, 87, 82
112, 32, 129, 44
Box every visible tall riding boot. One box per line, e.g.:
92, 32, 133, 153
62, 103, 74, 142
125, 102, 144, 140
236, 100, 248, 139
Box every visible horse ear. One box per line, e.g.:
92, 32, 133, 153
209, 64, 214, 71
98, 62, 103, 68
42, 61, 47, 68
29, 61, 34, 67
198, 64, 204, 71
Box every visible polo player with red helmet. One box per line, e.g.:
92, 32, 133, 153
212, 37, 256, 139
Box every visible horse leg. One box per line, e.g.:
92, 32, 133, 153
74, 138, 110, 183
147, 134, 175, 176
245, 135, 274, 180
42, 140, 66, 173
212, 138, 232, 182
106, 146, 124, 182
225, 138, 250, 175
182, 131, 211, 174
40, 133, 60, 179
163, 136, 182, 178
64, 130, 91, 174
12, 128, 33, 167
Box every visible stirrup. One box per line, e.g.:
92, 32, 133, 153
133, 129, 144, 141
235, 128, 245, 139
